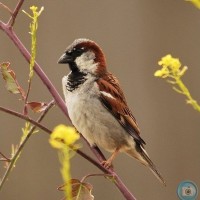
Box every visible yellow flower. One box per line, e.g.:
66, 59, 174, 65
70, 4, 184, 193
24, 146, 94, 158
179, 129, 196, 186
156, 54, 182, 78
154, 69, 166, 77
30, 6, 37, 12
186, 0, 200, 9
158, 54, 181, 69
158, 54, 173, 67
171, 58, 181, 69
49, 125, 79, 149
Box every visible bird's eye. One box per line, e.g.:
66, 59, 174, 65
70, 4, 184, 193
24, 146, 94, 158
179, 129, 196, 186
66, 46, 85, 57
72, 47, 85, 56
76, 47, 85, 53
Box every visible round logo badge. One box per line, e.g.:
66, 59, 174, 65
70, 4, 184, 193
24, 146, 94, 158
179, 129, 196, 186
177, 180, 198, 200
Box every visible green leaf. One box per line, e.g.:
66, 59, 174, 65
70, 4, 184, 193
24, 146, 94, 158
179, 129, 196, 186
0, 62, 19, 94
0, 62, 26, 98
20, 122, 31, 144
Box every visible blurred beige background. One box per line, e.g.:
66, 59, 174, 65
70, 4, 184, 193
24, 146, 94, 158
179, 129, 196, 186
0, 1, 200, 200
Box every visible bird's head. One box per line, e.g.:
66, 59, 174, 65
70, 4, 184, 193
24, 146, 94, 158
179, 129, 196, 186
58, 38, 107, 76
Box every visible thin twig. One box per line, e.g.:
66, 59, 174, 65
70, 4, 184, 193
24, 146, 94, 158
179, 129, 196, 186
0, 152, 10, 162
0, 106, 52, 134
7, 0, 25, 26
81, 173, 113, 183
0, 21, 6, 30
23, 6, 42, 115
0, 100, 54, 190
0, 159, 10, 162
0, 3, 13, 15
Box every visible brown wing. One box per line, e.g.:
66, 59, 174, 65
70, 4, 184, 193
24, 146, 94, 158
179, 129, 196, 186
97, 73, 146, 145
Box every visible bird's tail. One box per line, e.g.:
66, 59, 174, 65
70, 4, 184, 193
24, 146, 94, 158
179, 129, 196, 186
126, 145, 166, 186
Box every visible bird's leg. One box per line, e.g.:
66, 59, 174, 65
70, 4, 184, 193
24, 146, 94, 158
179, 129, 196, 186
101, 147, 120, 169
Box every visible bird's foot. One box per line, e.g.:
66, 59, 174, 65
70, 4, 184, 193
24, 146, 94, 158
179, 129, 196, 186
101, 148, 121, 169
101, 160, 113, 169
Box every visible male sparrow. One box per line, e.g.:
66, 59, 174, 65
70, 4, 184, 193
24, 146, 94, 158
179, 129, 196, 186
58, 38, 166, 185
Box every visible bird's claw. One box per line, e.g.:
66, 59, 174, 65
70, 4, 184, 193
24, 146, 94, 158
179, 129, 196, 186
101, 160, 113, 169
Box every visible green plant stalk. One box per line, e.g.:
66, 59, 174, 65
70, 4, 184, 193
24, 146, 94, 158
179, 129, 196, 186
28, 7, 39, 80
60, 148, 72, 200
0, 101, 54, 191
175, 77, 200, 112
0, 125, 33, 190
23, 6, 44, 114
156, 54, 200, 113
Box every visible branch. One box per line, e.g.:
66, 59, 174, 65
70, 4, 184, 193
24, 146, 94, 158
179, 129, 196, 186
0, 100, 54, 190
76, 149, 108, 174
8, 0, 25, 26
0, 106, 52, 134
0, 3, 12, 15
80, 173, 114, 183
0, 152, 10, 162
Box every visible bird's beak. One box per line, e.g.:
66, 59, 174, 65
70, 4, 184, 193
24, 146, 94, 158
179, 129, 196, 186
58, 53, 73, 64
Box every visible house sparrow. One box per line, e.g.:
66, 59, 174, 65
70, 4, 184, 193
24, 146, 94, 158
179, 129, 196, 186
58, 38, 166, 186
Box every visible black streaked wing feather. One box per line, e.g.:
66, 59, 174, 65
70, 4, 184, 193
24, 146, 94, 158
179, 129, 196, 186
97, 73, 146, 145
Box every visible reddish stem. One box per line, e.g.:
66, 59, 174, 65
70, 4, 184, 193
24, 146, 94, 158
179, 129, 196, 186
0, 152, 10, 162
0, 3, 13, 15
7, 0, 25, 26
0, 105, 52, 133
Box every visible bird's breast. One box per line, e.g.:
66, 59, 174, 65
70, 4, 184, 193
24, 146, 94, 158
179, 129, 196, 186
62, 76, 133, 152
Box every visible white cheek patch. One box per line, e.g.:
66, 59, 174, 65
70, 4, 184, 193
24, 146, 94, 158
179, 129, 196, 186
100, 91, 115, 99
75, 51, 98, 74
